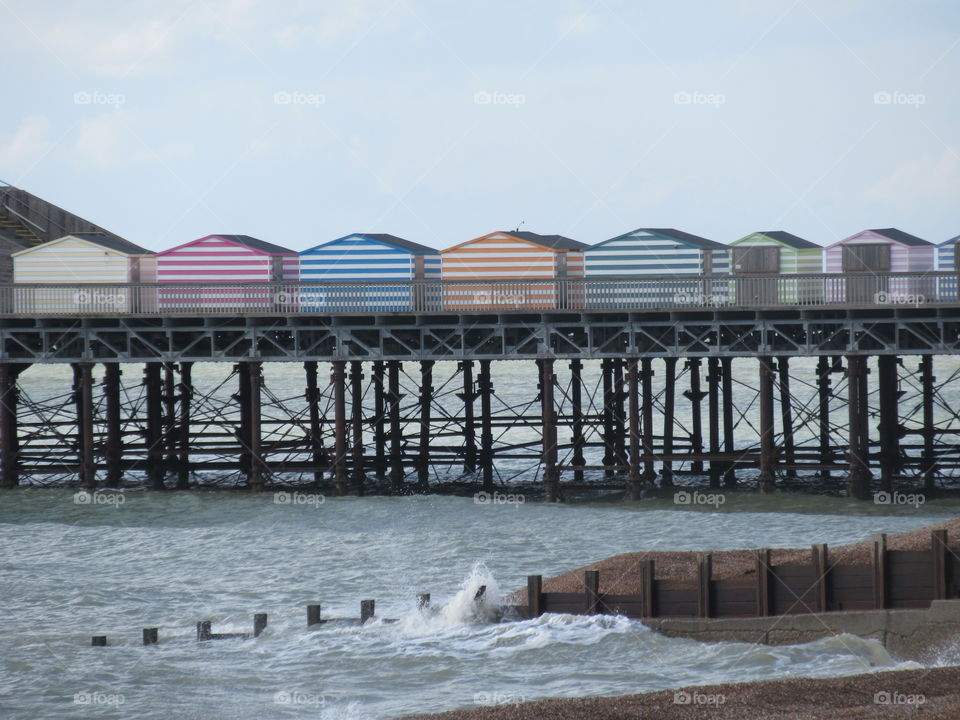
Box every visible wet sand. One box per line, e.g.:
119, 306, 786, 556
402, 665, 960, 719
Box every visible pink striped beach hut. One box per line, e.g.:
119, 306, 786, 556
156, 234, 299, 311
824, 228, 935, 304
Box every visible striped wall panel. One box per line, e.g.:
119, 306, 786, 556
940, 243, 958, 300
585, 238, 728, 277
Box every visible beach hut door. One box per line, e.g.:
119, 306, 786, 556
843, 244, 889, 303
732, 246, 778, 305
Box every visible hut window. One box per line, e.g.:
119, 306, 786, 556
732, 246, 778, 273
843, 244, 890, 273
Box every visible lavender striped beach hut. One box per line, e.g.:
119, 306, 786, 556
824, 229, 935, 304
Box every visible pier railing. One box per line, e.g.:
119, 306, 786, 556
0, 272, 956, 315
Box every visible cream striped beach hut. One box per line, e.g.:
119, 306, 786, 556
441, 231, 587, 310
12, 233, 155, 313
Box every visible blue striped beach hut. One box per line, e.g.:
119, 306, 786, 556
938, 234, 959, 300
298, 233, 441, 311
584, 228, 730, 308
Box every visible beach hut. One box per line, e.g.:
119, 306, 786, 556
156, 234, 298, 312
729, 231, 823, 305
298, 233, 440, 311
584, 228, 729, 307
824, 229, 935, 305
12, 232, 155, 313
441, 230, 587, 310
937, 235, 959, 301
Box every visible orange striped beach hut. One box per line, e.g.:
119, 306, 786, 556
440, 230, 587, 310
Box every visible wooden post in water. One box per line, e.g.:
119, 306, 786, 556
877, 355, 900, 493
196, 621, 212, 641
0, 363, 22, 489
539, 359, 560, 502
371, 361, 387, 481
626, 357, 642, 499
478, 360, 494, 493
417, 593, 431, 609
527, 575, 543, 618
350, 361, 365, 494
417, 360, 433, 492
75, 363, 96, 489
685, 358, 705, 475
640, 358, 656, 482
247, 361, 264, 492
103, 363, 123, 488
91, 635, 107, 646
707, 357, 721, 488
142, 628, 158, 645
388, 361, 404, 492
920, 355, 936, 489
846, 355, 871, 499
176, 362, 192, 489
304, 361, 326, 485
360, 599, 375, 624
306, 604, 322, 626
777, 357, 796, 480
721, 357, 736, 487
758, 356, 776, 493
332, 360, 347, 495
459, 360, 477, 474
661, 358, 677, 486
253, 613, 268, 637
569, 359, 586, 484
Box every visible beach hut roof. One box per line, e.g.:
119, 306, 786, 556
12, 232, 152, 257
866, 228, 932, 247
158, 234, 294, 256
303, 233, 437, 255
937, 234, 960, 247
502, 231, 588, 251
592, 228, 725, 251
753, 231, 820, 250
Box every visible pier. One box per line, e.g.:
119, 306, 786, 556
1, 273, 959, 498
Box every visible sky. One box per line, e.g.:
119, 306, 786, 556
0, 0, 958, 252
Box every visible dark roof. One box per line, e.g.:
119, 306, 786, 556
868, 228, 932, 247
503, 230, 587, 250
641, 228, 726, 250
756, 231, 820, 249
359, 233, 438, 254
214, 234, 294, 255
939, 234, 960, 247
67, 232, 153, 255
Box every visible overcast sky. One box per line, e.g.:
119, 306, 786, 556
1, 0, 957, 252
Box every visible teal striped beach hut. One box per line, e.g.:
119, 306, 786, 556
729, 231, 823, 305
584, 228, 730, 308
298, 233, 440, 311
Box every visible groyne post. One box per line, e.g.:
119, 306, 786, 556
584, 569, 601, 614
527, 575, 543, 618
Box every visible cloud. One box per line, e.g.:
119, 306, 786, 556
862, 148, 960, 212
0, 116, 53, 176
274, 0, 379, 47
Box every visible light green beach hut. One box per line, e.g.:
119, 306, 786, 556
729, 231, 823, 305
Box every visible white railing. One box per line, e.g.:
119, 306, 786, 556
0, 273, 956, 316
